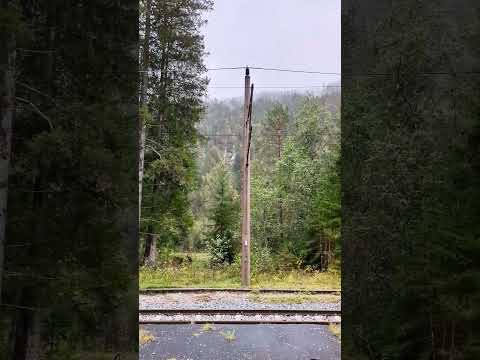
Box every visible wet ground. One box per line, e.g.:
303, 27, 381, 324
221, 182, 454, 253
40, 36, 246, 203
139, 324, 340, 360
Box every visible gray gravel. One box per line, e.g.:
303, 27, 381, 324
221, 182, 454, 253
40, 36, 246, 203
139, 291, 341, 312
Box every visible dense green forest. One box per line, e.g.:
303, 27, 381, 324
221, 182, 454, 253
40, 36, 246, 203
3, 0, 478, 358
140, 88, 342, 278
137, 0, 342, 276
189, 90, 341, 270
342, 1, 480, 359
1, 1, 138, 359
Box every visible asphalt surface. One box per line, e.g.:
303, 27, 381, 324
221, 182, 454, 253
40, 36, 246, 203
139, 324, 340, 360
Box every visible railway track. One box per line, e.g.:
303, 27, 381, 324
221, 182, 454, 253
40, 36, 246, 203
140, 308, 340, 316
139, 288, 341, 325
139, 308, 341, 325
140, 287, 341, 295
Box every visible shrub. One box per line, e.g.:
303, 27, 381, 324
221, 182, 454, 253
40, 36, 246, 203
208, 231, 235, 267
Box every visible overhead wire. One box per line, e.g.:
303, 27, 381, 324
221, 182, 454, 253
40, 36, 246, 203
206, 66, 340, 75
206, 66, 480, 76
207, 85, 341, 89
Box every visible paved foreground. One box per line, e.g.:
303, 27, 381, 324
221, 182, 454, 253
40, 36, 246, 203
140, 324, 340, 360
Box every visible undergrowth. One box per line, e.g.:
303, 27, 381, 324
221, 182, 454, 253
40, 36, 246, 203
139, 252, 341, 290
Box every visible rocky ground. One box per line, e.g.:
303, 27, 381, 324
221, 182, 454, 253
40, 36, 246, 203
139, 291, 341, 311
139, 291, 341, 325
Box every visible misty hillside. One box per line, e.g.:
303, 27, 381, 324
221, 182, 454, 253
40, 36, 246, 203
196, 89, 341, 173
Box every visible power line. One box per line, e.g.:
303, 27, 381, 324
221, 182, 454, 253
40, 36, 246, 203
251, 67, 341, 75
208, 85, 341, 89
206, 67, 480, 76
206, 67, 246, 71
207, 66, 340, 75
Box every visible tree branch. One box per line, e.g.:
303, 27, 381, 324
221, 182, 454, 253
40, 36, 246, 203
16, 96, 54, 130
146, 144, 163, 159
17, 81, 60, 107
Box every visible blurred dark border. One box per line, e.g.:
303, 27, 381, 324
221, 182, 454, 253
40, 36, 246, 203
1, 1, 139, 358
342, 1, 480, 359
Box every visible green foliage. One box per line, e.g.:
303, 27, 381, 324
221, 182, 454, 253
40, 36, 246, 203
219, 329, 236, 342
3, 1, 138, 356
190, 92, 341, 270
140, 0, 212, 259
208, 232, 236, 267
205, 162, 239, 266
250, 95, 341, 269
342, 2, 480, 358
250, 244, 275, 274
139, 252, 341, 290
139, 104, 153, 126
0, 3, 27, 35
192, 92, 340, 270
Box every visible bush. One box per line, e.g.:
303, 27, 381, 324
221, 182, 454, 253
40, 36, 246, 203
251, 245, 276, 274
208, 231, 235, 267
276, 247, 303, 270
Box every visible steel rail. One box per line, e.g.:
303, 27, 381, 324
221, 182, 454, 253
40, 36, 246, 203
139, 308, 341, 325
139, 308, 341, 316
139, 319, 340, 325
140, 288, 341, 295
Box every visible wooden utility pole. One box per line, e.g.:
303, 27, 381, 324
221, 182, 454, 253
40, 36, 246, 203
241, 67, 253, 287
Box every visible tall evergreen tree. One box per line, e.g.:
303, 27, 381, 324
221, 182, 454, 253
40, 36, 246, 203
205, 161, 239, 266
140, 0, 212, 265
1, 1, 139, 358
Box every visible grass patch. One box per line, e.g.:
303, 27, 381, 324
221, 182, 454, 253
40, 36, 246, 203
139, 328, 155, 346
139, 258, 240, 289
201, 323, 215, 332
219, 329, 236, 342
248, 293, 340, 304
139, 253, 340, 290
328, 323, 341, 341
252, 269, 340, 290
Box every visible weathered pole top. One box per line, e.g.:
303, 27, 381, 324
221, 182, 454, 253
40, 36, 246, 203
246, 66, 249, 76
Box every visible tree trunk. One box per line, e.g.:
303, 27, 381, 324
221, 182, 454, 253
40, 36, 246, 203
25, 312, 42, 360
275, 125, 284, 244
142, 229, 156, 267
13, 309, 28, 360
139, 0, 152, 221
12, 282, 39, 360
0, 8, 16, 301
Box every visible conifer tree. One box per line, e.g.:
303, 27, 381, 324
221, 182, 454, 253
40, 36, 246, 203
205, 161, 239, 266
140, 0, 212, 265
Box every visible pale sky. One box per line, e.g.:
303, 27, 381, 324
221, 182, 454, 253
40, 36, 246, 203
202, 0, 341, 100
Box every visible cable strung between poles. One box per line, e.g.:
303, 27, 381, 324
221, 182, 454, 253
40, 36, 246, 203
206, 66, 341, 75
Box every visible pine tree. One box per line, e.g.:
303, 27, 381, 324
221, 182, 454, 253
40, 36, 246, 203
206, 161, 239, 266
1, 1, 139, 357
140, 0, 212, 265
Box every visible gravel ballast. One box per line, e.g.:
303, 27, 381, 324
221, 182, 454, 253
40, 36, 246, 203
139, 291, 341, 312
139, 291, 341, 324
